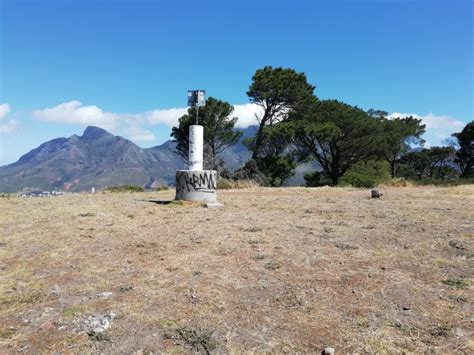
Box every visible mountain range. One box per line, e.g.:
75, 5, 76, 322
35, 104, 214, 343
0, 126, 254, 193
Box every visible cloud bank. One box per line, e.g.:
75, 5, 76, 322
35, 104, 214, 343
0, 103, 11, 119
388, 112, 466, 147
32, 101, 118, 131
29, 100, 469, 148
31, 101, 262, 143
0, 103, 20, 133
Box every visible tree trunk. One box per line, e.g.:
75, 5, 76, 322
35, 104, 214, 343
390, 160, 396, 178
331, 170, 339, 185
251, 119, 267, 160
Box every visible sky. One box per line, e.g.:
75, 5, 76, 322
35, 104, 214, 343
0, 0, 472, 166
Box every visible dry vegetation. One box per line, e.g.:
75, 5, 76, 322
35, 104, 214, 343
0, 185, 473, 353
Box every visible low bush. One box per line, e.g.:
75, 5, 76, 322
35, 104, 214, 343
304, 171, 332, 187
413, 178, 474, 186
381, 178, 413, 187
216, 179, 233, 189
217, 178, 258, 189
339, 160, 391, 188
105, 185, 145, 193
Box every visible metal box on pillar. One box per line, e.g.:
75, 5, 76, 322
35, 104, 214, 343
175, 90, 220, 204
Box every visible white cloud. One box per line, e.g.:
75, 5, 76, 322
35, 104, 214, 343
233, 103, 262, 128
127, 125, 156, 142
33, 101, 118, 130
29, 100, 472, 150
145, 107, 188, 127
0, 103, 20, 134
388, 112, 467, 147
0, 103, 11, 119
144, 103, 262, 129
0, 119, 20, 133
31, 100, 263, 136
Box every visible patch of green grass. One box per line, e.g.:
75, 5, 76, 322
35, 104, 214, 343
62, 304, 90, 317
106, 185, 145, 193
79, 212, 95, 217
264, 260, 281, 270
0, 325, 16, 339
244, 226, 263, 233
441, 277, 468, 289
166, 326, 217, 353
430, 324, 451, 337
0, 292, 43, 306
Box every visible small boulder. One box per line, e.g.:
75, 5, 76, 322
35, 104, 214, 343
371, 189, 383, 198
322, 347, 335, 355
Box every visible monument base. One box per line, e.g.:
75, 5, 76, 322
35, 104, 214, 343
175, 170, 219, 203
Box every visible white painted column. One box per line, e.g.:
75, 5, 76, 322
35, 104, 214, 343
188, 125, 203, 171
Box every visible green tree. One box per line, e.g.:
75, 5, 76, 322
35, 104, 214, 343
290, 100, 381, 185
451, 121, 473, 178
400, 147, 454, 179
255, 124, 296, 186
339, 160, 391, 188
369, 111, 425, 177
246, 66, 316, 160
170, 97, 242, 170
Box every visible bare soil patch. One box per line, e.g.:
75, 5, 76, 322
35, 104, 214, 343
0, 186, 472, 353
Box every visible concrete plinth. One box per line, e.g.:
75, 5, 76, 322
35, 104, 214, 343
175, 170, 218, 203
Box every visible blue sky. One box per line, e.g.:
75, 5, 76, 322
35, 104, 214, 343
0, 0, 472, 165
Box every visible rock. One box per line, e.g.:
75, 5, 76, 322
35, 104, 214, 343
98, 291, 114, 299
322, 347, 335, 355
203, 202, 224, 209
118, 285, 133, 292
84, 313, 116, 334
88, 330, 111, 341
371, 189, 383, 198
39, 320, 56, 331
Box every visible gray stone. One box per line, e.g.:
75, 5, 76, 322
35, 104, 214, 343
322, 347, 335, 355
84, 313, 116, 334
203, 202, 224, 209
175, 170, 218, 203
371, 189, 383, 198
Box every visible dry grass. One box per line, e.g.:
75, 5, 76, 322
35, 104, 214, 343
217, 178, 260, 189
0, 185, 473, 353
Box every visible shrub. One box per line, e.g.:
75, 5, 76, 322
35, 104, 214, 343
257, 155, 296, 187
154, 185, 170, 191
413, 178, 474, 186
217, 178, 258, 189
217, 178, 233, 189
339, 160, 391, 188
381, 178, 413, 187
304, 171, 332, 187
233, 160, 268, 186
105, 185, 145, 193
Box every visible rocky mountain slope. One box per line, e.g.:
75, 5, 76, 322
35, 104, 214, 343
0, 126, 252, 192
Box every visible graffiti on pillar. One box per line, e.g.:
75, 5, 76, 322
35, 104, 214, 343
177, 171, 216, 193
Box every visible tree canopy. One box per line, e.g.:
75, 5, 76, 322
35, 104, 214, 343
170, 66, 471, 187
399, 147, 454, 179
247, 66, 316, 159
375, 114, 425, 177
289, 100, 381, 185
451, 121, 473, 178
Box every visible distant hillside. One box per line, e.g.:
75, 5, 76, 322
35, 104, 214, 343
0, 126, 254, 193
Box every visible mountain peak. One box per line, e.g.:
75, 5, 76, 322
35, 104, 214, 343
81, 126, 112, 140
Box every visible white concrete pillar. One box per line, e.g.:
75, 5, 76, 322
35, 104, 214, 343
188, 125, 203, 171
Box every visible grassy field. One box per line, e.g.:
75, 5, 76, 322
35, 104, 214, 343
0, 186, 472, 353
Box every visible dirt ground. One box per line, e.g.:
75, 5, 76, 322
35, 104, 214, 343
0, 185, 472, 353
